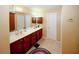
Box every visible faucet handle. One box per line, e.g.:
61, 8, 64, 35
15, 31, 18, 35
24, 27, 26, 29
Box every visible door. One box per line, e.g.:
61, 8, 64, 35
47, 13, 57, 40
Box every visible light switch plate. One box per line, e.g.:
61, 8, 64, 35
68, 19, 73, 22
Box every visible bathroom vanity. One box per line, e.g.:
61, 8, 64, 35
10, 27, 42, 54
9, 8, 43, 54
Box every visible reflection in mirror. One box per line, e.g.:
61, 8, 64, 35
32, 17, 36, 23
16, 13, 25, 31
25, 14, 31, 28
37, 17, 43, 24
31, 17, 43, 29
32, 17, 43, 24
9, 12, 15, 32
9, 12, 32, 33
9, 6, 43, 33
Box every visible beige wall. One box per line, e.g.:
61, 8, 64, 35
43, 12, 47, 39
57, 12, 61, 41
61, 6, 79, 54
0, 6, 10, 53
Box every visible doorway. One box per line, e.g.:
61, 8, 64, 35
46, 13, 57, 40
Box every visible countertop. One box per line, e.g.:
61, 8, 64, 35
9, 26, 42, 43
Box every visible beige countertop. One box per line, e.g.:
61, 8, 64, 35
9, 26, 42, 44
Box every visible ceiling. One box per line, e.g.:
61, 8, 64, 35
23, 5, 62, 11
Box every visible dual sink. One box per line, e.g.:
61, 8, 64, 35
10, 26, 42, 43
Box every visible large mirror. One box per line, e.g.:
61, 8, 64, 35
25, 14, 31, 28
9, 5, 43, 32
9, 12, 32, 32
15, 13, 25, 31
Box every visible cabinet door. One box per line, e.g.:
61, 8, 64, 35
23, 35, 31, 53
31, 32, 36, 45
36, 29, 42, 41
39, 29, 42, 39
10, 39, 24, 54
36, 30, 40, 41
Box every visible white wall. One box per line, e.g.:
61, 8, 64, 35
61, 6, 79, 53
0, 6, 10, 53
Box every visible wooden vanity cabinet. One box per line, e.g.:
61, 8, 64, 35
23, 35, 31, 53
10, 29, 42, 54
23, 29, 42, 53
10, 38, 24, 54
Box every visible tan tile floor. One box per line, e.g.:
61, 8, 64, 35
27, 38, 62, 54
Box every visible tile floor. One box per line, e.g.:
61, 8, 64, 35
27, 38, 62, 54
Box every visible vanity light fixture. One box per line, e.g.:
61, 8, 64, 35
14, 6, 23, 12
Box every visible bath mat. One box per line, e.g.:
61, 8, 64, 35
29, 48, 51, 54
